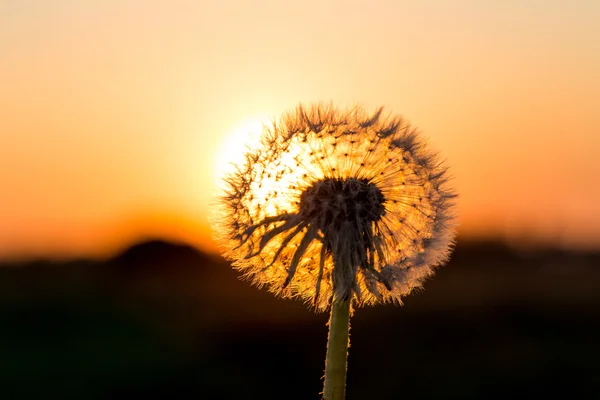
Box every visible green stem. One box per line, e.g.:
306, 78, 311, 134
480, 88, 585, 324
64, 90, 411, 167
323, 298, 351, 400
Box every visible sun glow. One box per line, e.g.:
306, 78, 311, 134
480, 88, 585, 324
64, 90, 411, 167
214, 117, 265, 186
213, 116, 316, 216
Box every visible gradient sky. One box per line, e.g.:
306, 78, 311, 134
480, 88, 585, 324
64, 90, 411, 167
1, 0, 599, 259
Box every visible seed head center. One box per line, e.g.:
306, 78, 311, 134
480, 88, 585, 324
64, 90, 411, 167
298, 177, 386, 235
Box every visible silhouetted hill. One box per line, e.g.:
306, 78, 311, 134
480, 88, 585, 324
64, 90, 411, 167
109, 239, 213, 278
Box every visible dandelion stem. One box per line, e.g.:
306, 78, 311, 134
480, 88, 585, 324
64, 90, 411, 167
323, 297, 351, 400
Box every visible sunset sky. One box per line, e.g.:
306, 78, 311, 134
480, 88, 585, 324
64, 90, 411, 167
1, 0, 599, 259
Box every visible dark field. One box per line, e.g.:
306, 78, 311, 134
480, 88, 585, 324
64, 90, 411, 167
1, 240, 599, 399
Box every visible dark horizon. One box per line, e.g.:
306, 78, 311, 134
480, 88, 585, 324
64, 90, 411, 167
1, 235, 599, 398
2, 231, 597, 266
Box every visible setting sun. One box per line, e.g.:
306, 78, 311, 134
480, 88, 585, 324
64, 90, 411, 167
213, 117, 266, 187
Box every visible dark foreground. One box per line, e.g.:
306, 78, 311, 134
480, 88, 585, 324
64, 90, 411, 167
1, 240, 599, 399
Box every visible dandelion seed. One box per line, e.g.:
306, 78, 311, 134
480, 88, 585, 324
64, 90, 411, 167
213, 103, 458, 400
214, 103, 457, 310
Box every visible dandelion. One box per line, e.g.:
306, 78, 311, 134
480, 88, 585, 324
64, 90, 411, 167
213, 103, 457, 399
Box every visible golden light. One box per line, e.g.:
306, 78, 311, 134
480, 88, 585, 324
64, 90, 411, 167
213, 117, 266, 187
213, 104, 458, 310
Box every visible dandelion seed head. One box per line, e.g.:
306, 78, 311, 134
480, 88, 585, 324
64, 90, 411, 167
213, 103, 458, 311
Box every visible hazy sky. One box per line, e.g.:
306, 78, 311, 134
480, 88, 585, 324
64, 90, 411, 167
1, 0, 599, 259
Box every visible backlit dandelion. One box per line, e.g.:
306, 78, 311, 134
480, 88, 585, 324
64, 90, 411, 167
213, 103, 457, 400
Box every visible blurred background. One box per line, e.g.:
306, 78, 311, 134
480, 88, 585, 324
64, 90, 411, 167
1, 1, 599, 398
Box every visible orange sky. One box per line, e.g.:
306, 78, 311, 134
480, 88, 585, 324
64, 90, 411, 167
1, 1, 600, 259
